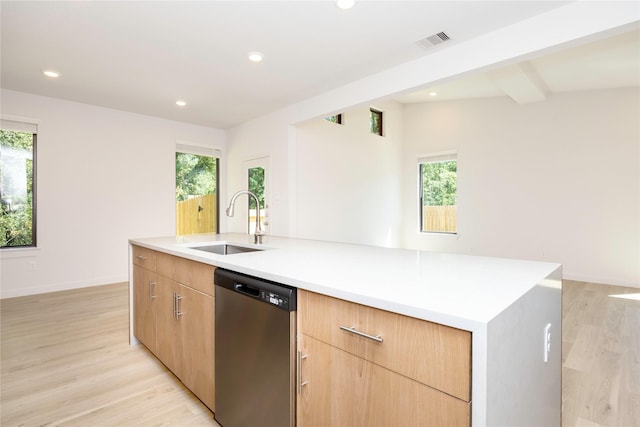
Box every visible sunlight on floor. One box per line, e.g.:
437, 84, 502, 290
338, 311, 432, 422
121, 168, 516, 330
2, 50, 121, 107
608, 293, 640, 301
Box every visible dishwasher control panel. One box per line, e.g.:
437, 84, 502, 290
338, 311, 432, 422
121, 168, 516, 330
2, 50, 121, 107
262, 291, 290, 309
215, 268, 297, 312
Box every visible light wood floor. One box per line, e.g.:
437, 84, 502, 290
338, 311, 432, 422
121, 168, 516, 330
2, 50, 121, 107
1, 280, 638, 426
0, 282, 218, 426
562, 280, 639, 427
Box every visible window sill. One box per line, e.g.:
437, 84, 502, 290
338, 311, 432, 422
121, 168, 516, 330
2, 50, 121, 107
418, 231, 459, 238
420, 231, 458, 235
0, 247, 41, 259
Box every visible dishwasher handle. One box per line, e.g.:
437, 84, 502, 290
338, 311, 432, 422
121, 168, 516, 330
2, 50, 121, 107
235, 283, 260, 297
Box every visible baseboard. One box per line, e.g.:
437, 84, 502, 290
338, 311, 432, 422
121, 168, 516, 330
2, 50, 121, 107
0, 275, 129, 299
562, 273, 639, 289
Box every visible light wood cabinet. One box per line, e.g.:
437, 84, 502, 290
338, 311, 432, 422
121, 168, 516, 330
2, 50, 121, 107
132, 245, 157, 271
168, 279, 215, 410
132, 264, 157, 354
297, 289, 471, 426
154, 276, 180, 374
131, 245, 215, 411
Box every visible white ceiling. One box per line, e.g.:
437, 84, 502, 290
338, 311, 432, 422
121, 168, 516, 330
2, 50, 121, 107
1, 1, 637, 129
394, 28, 640, 104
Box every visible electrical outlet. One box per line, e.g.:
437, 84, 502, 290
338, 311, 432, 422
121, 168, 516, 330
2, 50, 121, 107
544, 323, 552, 363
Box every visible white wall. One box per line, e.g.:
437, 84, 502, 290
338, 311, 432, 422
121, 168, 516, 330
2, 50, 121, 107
294, 101, 404, 247
0, 89, 225, 298
402, 88, 639, 287
2, 2, 634, 296
223, 2, 638, 287
224, 109, 292, 237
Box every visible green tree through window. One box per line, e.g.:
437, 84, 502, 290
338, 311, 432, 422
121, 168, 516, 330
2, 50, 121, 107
175, 151, 218, 235
324, 114, 343, 124
175, 153, 217, 202
1, 129, 36, 247
420, 159, 457, 233
248, 167, 265, 210
421, 160, 457, 206
370, 108, 383, 136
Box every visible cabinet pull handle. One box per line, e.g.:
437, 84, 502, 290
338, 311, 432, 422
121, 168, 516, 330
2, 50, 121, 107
148, 280, 157, 300
339, 325, 383, 343
136, 255, 147, 260
297, 351, 308, 394
174, 293, 183, 319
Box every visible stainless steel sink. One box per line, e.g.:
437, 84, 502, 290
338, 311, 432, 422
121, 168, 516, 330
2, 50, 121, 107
191, 244, 264, 255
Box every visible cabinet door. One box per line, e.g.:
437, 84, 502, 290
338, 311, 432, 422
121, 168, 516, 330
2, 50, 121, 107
156, 278, 215, 410
132, 265, 157, 353
155, 276, 181, 374
297, 334, 470, 427
175, 284, 215, 410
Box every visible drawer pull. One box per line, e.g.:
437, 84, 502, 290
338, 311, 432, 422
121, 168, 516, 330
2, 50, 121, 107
148, 280, 157, 300
136, 255, 147, 260
173, 292, 183, 319
297, 351, 308, 394
339, 325, 383, 343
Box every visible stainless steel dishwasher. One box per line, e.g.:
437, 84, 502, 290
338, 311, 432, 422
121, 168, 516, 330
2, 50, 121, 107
214, 268, 297, 427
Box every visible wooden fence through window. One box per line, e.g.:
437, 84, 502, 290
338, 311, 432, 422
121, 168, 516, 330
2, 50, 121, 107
422, 205, 457, 233
176, 194, 217, 235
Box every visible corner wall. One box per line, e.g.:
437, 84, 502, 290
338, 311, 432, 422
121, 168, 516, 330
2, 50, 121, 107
0, 89, 225, 298
294, 101, 404, 247
402, 88, 640, 287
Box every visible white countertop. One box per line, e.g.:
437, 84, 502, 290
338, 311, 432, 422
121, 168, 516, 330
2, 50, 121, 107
129, 233, 561, 331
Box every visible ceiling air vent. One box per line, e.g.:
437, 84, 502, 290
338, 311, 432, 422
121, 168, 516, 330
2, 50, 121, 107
419, 31, 451, 48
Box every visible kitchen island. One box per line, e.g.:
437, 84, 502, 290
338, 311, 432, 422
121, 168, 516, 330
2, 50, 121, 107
129, 233, 562, 426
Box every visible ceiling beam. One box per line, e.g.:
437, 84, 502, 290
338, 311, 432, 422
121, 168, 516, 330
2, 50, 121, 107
488, 62, 548, 104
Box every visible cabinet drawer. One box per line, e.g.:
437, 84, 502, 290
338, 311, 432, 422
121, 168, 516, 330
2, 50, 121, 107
298, 290, 471, 401
132, 245, 157, 271
298, 334, 470, 427
156, 252, 215, 297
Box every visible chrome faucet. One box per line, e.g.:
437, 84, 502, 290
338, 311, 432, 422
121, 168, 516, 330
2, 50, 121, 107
226, 190, 266, 244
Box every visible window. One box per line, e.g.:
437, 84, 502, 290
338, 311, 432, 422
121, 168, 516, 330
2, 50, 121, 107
370, 108, 383, 136
325, 114, 343, 124
175, 144, 220, 236
248, 165, 266, 234
245, 156, 269, 235
419, 152, 457, 234
1, 119, 37, 248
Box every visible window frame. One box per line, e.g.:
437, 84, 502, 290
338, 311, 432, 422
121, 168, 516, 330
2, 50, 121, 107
418, 151, 458, 235
324, 114, 343, 125
1, 118, 38, 249
370, 107, 383, 136
175, 143, 221, 236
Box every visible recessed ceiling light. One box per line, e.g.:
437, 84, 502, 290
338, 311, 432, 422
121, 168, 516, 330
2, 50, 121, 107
429, 92, 438, 97
43, 70, 60, 78
176, 100, 187, 107
336, 0, 355, 9
248, 51, 264, 62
